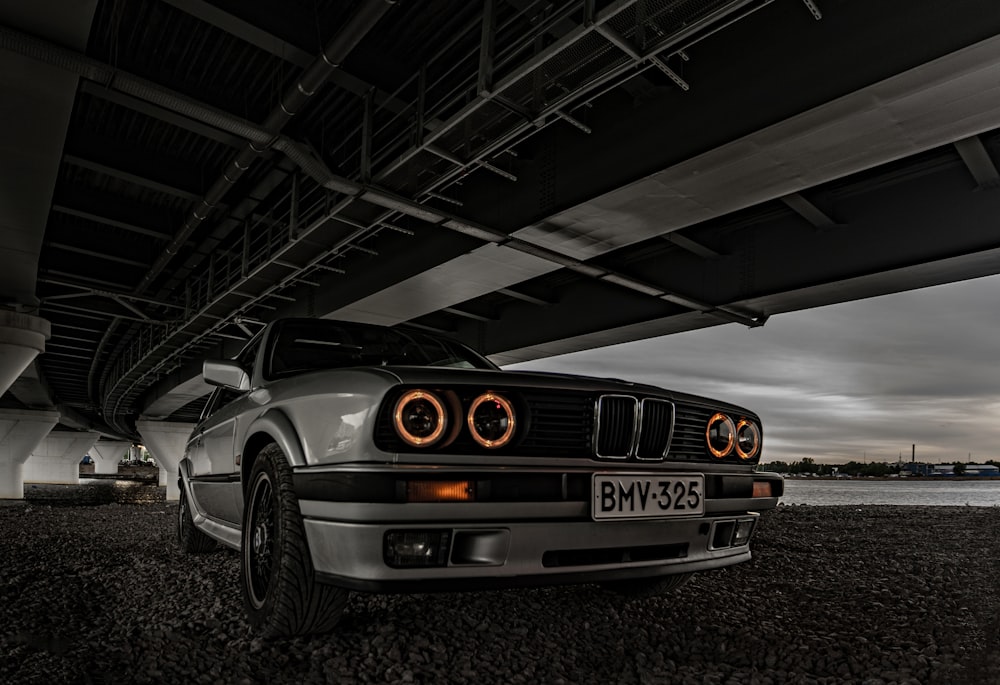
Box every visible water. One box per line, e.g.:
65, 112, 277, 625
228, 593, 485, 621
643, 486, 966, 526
780, 478, 1000, 506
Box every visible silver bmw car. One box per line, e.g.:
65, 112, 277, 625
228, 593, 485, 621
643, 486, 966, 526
178, 317, 782, 636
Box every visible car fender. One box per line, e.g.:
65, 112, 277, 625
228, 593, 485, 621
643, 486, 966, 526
177, 457, 192, 491
241, 408, 307, 476
177, 458, 206, 525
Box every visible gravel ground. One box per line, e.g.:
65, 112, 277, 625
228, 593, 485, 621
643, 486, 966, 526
1, 491, 997, 685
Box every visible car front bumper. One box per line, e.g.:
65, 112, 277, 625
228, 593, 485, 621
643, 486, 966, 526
295, 466, 781, 592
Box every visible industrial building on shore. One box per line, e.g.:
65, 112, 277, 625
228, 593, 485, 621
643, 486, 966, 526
901, 463, 1000, 477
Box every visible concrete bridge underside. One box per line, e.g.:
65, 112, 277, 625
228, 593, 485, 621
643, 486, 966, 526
1, 0, 1000, 498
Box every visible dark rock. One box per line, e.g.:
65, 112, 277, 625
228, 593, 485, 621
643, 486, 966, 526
0, 503, 998, 684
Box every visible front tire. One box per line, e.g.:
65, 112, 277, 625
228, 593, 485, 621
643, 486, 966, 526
241, 443, 348, 637
178, 486, 216, 553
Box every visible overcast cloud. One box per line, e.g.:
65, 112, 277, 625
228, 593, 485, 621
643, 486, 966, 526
507, 275, 1000, 465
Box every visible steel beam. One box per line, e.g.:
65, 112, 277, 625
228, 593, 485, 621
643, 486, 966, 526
161, 0, 429, 128
649, 55, 690, 91
954, 135, 1000, 189
801, 0, 823, 20
478, 0, 496, 95
38, 277, 186, 310
51, 205, 172, 241
47, 243, 150, 268
663, 233, 722, 259
442, 307, 494, 323
77, 82, 244, 149
779, 193, 837, 229
41, 271, 135, 293
63, 156, 202, 202
497, 288, 552, 306
161, 0, 312, 67
41, 302, 161, 324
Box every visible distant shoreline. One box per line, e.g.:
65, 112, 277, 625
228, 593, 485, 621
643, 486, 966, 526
769, 474, 1000, 481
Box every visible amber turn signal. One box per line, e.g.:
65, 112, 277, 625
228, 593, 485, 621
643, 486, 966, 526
752, 481, 773, 498
407, 480, 474, 502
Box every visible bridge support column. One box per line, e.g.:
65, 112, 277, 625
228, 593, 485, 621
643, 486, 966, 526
0, 409, 60, 499
23, 431, 100, 485
0, 312, 49, 397
136, 420, 193, 502
90, 440, 129, 475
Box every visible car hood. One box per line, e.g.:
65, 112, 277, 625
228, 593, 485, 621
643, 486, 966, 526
369, 366, 756, 417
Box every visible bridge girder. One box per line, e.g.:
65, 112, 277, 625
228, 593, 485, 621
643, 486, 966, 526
0, 0, 997, 434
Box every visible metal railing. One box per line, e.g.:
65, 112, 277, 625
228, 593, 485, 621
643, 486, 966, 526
99, 0, 774, 432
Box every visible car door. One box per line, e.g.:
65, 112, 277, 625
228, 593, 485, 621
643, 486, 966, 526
187, 386, 245, 524
187, 337, 261, 524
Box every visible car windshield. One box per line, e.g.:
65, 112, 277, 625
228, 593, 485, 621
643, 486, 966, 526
265, 319, 497, 379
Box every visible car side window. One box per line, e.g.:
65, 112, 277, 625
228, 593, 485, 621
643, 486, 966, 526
237, 337, 261, 375
201, 386, 244, 421
215, 385, 245, 411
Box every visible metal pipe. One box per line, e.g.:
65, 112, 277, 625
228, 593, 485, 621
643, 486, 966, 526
3, 9, 399, 420
0, 2, 395, 300
136, 0, 397, 297
81, 2, 393, 428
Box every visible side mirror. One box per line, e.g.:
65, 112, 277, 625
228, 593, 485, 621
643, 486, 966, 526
203, 360, 251, 391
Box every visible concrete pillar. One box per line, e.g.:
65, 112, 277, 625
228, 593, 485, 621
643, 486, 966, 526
23, 430, 100, 485
136, 420, 194, 501
0, 409, 60, 498
0, 312, 49, 396
90, 440, 129, 475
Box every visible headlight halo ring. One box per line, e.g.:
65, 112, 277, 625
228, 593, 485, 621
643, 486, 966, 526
467, 391, 516, 449
393, 389, 448, 447
706, 412, 736, 458
735, 418, 761, 460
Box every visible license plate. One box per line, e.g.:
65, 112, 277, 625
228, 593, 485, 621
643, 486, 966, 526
592, 473, 705, 520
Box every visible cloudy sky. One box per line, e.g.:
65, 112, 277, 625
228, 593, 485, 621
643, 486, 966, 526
507, 275, 1000, 465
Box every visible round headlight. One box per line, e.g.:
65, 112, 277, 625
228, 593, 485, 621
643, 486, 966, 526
706, 413, 735, 458
736, 419, 761, 460
393, 390, 447, 447
467, 392, 516, 448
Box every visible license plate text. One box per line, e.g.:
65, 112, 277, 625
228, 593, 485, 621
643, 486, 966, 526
592, 474, 704, 520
